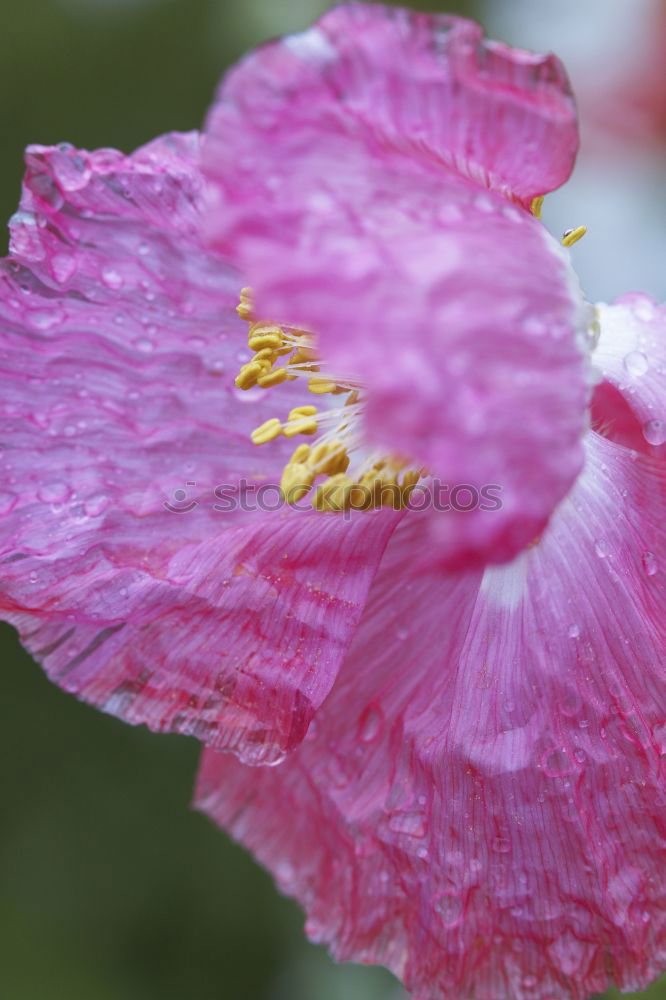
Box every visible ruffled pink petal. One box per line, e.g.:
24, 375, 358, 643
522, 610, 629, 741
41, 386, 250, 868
203, 3, 590, 566
593, 294, 666, 453
0, 133, 400, 762
196, 430, 666, 996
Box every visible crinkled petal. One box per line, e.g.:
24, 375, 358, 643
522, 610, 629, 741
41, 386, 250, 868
0, 133, 400, 762
206, 3, 579, 208
593, 294, 666, 453
203, 3, 590, 566
196, 431, 666, 995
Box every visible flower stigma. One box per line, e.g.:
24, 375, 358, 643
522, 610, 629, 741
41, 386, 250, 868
234, 289, 423, 512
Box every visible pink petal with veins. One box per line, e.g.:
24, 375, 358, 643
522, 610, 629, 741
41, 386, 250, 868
196, 431, 666, 996
0, 132, 400, 762
203, 3, 590, 566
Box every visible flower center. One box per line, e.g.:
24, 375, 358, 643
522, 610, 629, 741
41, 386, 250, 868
234, 289, 422, 511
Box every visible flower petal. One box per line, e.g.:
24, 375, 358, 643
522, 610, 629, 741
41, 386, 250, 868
0, 133, 400, 762
206, 3, 579, 209
196, 430, 666, 995
203, 3, 591, 566
593, 294, 666, 453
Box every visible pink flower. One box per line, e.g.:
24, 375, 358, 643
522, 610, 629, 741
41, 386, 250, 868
1, 5, 664, 999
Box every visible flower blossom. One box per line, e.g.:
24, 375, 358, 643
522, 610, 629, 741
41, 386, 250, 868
1, 4, 665, 999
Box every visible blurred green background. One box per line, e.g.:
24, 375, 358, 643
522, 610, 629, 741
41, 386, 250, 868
0, 1, 664, 998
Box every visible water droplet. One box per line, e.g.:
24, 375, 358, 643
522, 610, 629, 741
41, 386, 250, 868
623, 351, 649, 377
38, 481, 71, 504
30, 310, 63, 331
542, 747, 576, 778
134, 338, 154, 353
521, 974, 537, 990
52, 253, 77, 284
573, 748, 587, 763
51, 149, 91, 191
357, 704, 384, 744
594, 538, 611, 558
642, 551, 658, 576
84, 494, 109, 517
567, 624, 580, 639
327, 756, 349, 789
491, 836, 510, 854
387, 809, 426, 838
643, 418, 666, 446
101, 267, 124, 290
232, 386, 263, 404
434, 890, 463, 928
395, 626, 409, 641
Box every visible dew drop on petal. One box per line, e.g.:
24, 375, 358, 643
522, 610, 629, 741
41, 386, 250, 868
357, 703, 384, 744
643, 418, 666, 446
387, 809, 426, 838
84, 494, 110, 517
542, 747, 576, 778
51, 253, 77, 284
101, 267, 124, 290
491, 836, 510, 854
594, 538, 611, 558
434, 890, 464, 928
567, 623, 580, 639
134, 338, 154, 353
623, 351, 649, 377
38, 481, 71, 504
642, 551, 658, 577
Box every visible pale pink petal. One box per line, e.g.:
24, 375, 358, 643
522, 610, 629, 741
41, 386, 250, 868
196, 430, 666, 995
0, 133, 400, 761
203, 4, 590, 566
4, 508, 398, 764
593, 294, 666, 453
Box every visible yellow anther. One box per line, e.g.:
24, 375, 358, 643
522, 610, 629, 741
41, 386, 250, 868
248, 322, 284, 352
530, 196, 544, 220
284, 416, 318, 438
313, 474, 355, 512
290, 347, 319, 367
237, 287, 254, 321
281, 463, 315, 504
284, 404, 319, 438
288, 405, 317, 420
308, 376, 341, 395
289, 444, 311, 464
252, 348, 277, 363
235, 362, 263, 390
257, 367, 288, 388
250, 418, 283, 445
309, 440, 350, 476
233, 287, 423, 515
562, 225, 587, 248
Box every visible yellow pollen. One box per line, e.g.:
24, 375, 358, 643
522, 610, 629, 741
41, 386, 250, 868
561, 225, 587, 248
530, 196, 544, 219
257, 367, 288, 388
313, 473, 355, 512
308, 376, 344, 396
233, 290, 422, 512
237, 287, 254, 321
248, 322, 284, 352
281, 462, 315, 503
250, 418, 283, 445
